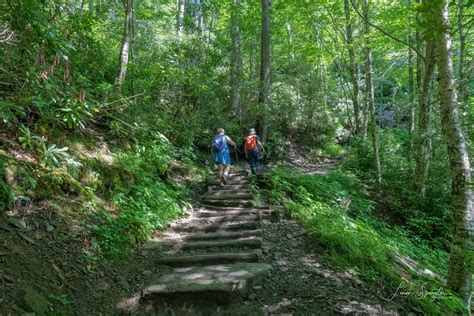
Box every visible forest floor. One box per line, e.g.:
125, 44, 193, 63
0, 154, 418, 315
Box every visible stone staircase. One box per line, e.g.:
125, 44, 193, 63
141, 168, 272, 305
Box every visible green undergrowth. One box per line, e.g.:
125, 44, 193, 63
344, 130, 452, 248
263, 167, 466, 314
1, 129, 207, 259
311, 143, 346, 159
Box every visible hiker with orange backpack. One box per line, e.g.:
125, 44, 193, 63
244, 128, 265, 175
212, 128, 236, 185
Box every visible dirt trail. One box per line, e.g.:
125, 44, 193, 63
114, 165, 414, 315
0, 162, 415, 315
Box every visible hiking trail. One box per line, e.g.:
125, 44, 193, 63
111, 163, 416, 315
138, 167, 274, 311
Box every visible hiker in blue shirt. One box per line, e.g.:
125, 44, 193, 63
212, 128, 236, 185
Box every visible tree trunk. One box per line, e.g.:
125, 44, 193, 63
344, 0, 361, 133
457, 0, 468, 106
363, 0, 382, 185
249, 31, 257, 82
285, 21, 294, 64
258, 0, 271, 142
177, 0, 186, 44
230, 0, 243, 121
115, 0, 133, 86
408, 43, 415, 147
415, 19, 423, 110
362, 62, 369, 140
193, 0, 203, 36
432, 0, 473, 308
407, 0, 415, 152
415, 1, 423, 135
414, 40, 436, 196
88, 0, 93, 16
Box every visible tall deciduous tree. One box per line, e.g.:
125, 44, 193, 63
344, 0, 361, 133
230, 0, 242, 120
363, 0, 381, 185
456, 0, 469, 106
285, 21, 294, 64
407, 0, 415, 152
193, 0, 203, 36
414, 39, 436, 196
431, 0, 473, 307
115, 0, 133, 85
177, 0, 186, 44
259, 0, 271, 142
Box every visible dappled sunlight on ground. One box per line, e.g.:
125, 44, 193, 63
116, 292, 142, 313
72, 135, 114, 165
118, 218, 409, 315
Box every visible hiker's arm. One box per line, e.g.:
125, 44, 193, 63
226, 137, 236, 148
258, 141, 265, 152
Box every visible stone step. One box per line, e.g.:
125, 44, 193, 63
208, 184, 252, 192
172, 220, 260, 233
207, 189, 252, 196
200, 205, 271, 212
156, 249, 263, 266
205, 193, 253, 200
167, 237, 262, 251
211, 169, 247, 176
142, 263, 272, 304
209, 179, 250, 186
202, 199, 254, 207
183, 214, 260, 226
210, 174, 248, 181
183, 230, 261, 241
195, 209, 270, 218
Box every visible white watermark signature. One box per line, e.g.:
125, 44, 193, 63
389, 281, 445, 301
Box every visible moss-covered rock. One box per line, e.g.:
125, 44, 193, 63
21, 288, 49, 314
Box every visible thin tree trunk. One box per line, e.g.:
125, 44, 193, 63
362, 97, 369, 140
193, 0, 203, 36
432, 0, 473, 308
363, 0, 382, 185
457, 0, 468, 106
258, 0, 271, 142
415, 0, 423, 129
285, 21, 294, 64
407, 0, 415, 152
115, 0, 133, 85
230, 0, 242, 121
249, 32, 257, 82
88, 0, 93, 16
414, 40, 436, 196
415, 28, 423, 107
344, 0, 361, 133
96, 0, 101, 16
361, 63, 369, 140
177, 0, 185, 44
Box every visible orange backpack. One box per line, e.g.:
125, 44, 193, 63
244, 135, 258, 151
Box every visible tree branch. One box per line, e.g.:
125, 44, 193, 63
350, 0, 425, 62
451, 18, 473, 35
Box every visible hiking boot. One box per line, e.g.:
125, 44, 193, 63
222, 175, 228, 185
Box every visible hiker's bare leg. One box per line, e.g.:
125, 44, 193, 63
218, 164, 224, 181
222, 164, 230, 184
223, 164, 230, 177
